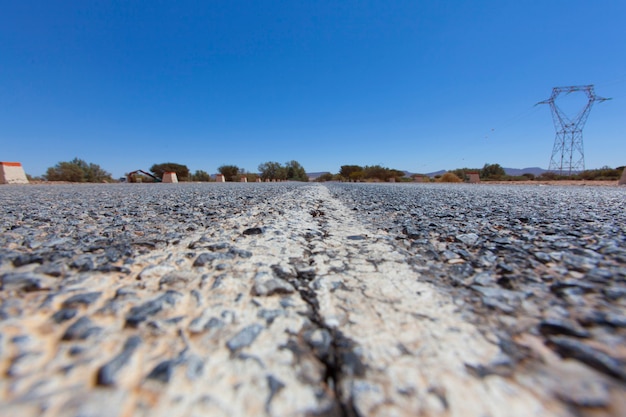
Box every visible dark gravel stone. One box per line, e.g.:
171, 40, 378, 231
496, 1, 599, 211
242, 227, 264, 236
456, 233, 479, 246
603, 286, 626, 300
193, 252, 234, 267
70, 255, 96, 272
229, 247, 253, 258
35, 262, 68, 277
271, 264, 297, 279
253, 277, 295, 296
12, 254, 44, 267
257, 309, 286, 325
206, 317, 225, 329
147, 360, 176, 383
533, 252, 552, 263
97, 335, 142, 386
52, 308, 78, 323
304, 328, 333, 358
61, 317, 102, 341
96, 264, 131, 274
206, 242, 230, 251
538, 319, 590, 338
125, 290, 182, 327
226, 324, 264, 352
115, 287, 138, 299
158, 272, 196, 289
548, 336, 626, 381
185, 354, 204, 380
62, 292, 102, 308
0, 272, 46, 292
578, 311, 626, 328
402, 225, 421, 239
265, 375, 285, 411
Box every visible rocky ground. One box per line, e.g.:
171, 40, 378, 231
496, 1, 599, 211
0, 182, 624, 417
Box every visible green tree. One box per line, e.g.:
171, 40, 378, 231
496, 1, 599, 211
218, 165, 242, 182
363, 165, 385, 181
258, 161, 287, 181
388, 169, 405, 182
191, 170, 212, 182
316, 173, 334, 182
480, 163, 506, 180
285, 160, 308, 181
150, 162, 190, 181
349, 171, 365, 182
339, 165, 363, 181
45, 158, 112, 182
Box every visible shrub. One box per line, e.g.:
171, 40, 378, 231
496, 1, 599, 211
438, 172, 462, 183
218, 165, 242, 182
45, 158, 112, 182
191, 170, 212, 182
576, 166, 621, 181
480, 163, 505, 180
258, 161, 287, 181
285, 160, 308, 181
316, 173, 334, 182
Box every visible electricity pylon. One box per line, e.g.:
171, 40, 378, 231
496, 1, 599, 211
538, 85, 609, 176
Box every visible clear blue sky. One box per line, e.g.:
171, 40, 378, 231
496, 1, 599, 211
1, 1, 625, 178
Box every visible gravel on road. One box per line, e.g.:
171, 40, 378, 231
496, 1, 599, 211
1, 182, 625, 416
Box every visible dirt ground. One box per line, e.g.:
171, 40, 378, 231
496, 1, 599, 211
478, 180, 621, 187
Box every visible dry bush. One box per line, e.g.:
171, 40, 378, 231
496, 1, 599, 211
438, 172, 462, 183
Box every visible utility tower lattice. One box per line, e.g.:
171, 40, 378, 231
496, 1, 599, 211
538, 85, 609, 176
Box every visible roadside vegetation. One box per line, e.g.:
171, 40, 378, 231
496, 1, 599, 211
44, 158, 113, 182
36, 158, 624, 183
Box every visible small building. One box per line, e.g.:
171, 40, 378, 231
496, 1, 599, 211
0, 162, 29, 184
619, 167, 626, 185
162, 172, 178, 183
412, 175, 429, 183
215, 174, 226, 183
467, 172, 481, 183
240, 176, 248, 183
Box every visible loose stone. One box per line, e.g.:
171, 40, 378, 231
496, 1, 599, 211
125, 291, 182, 327
61, 317, 102, 341
548, 336, 626, 381
242, 227, 264, 236
62, 291, 102, 308
97, 335, 142, 386
226, 324, 264, 352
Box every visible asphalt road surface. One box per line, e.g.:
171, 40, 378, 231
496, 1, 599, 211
1, 182, 625, 416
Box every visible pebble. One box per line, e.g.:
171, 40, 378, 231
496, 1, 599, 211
62, 292, 102, 308
226, 324, 264, 352
97, 335, 142, 386
125, 291, 182, 327
252, 272, 295, 296
548, 336, 626, 381
61, 317, 102, 341
1, 272, 47, 291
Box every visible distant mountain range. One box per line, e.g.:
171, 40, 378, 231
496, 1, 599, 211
422, 167, 547, 178
307, 172, 331, 179
308, 167, 548, 179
